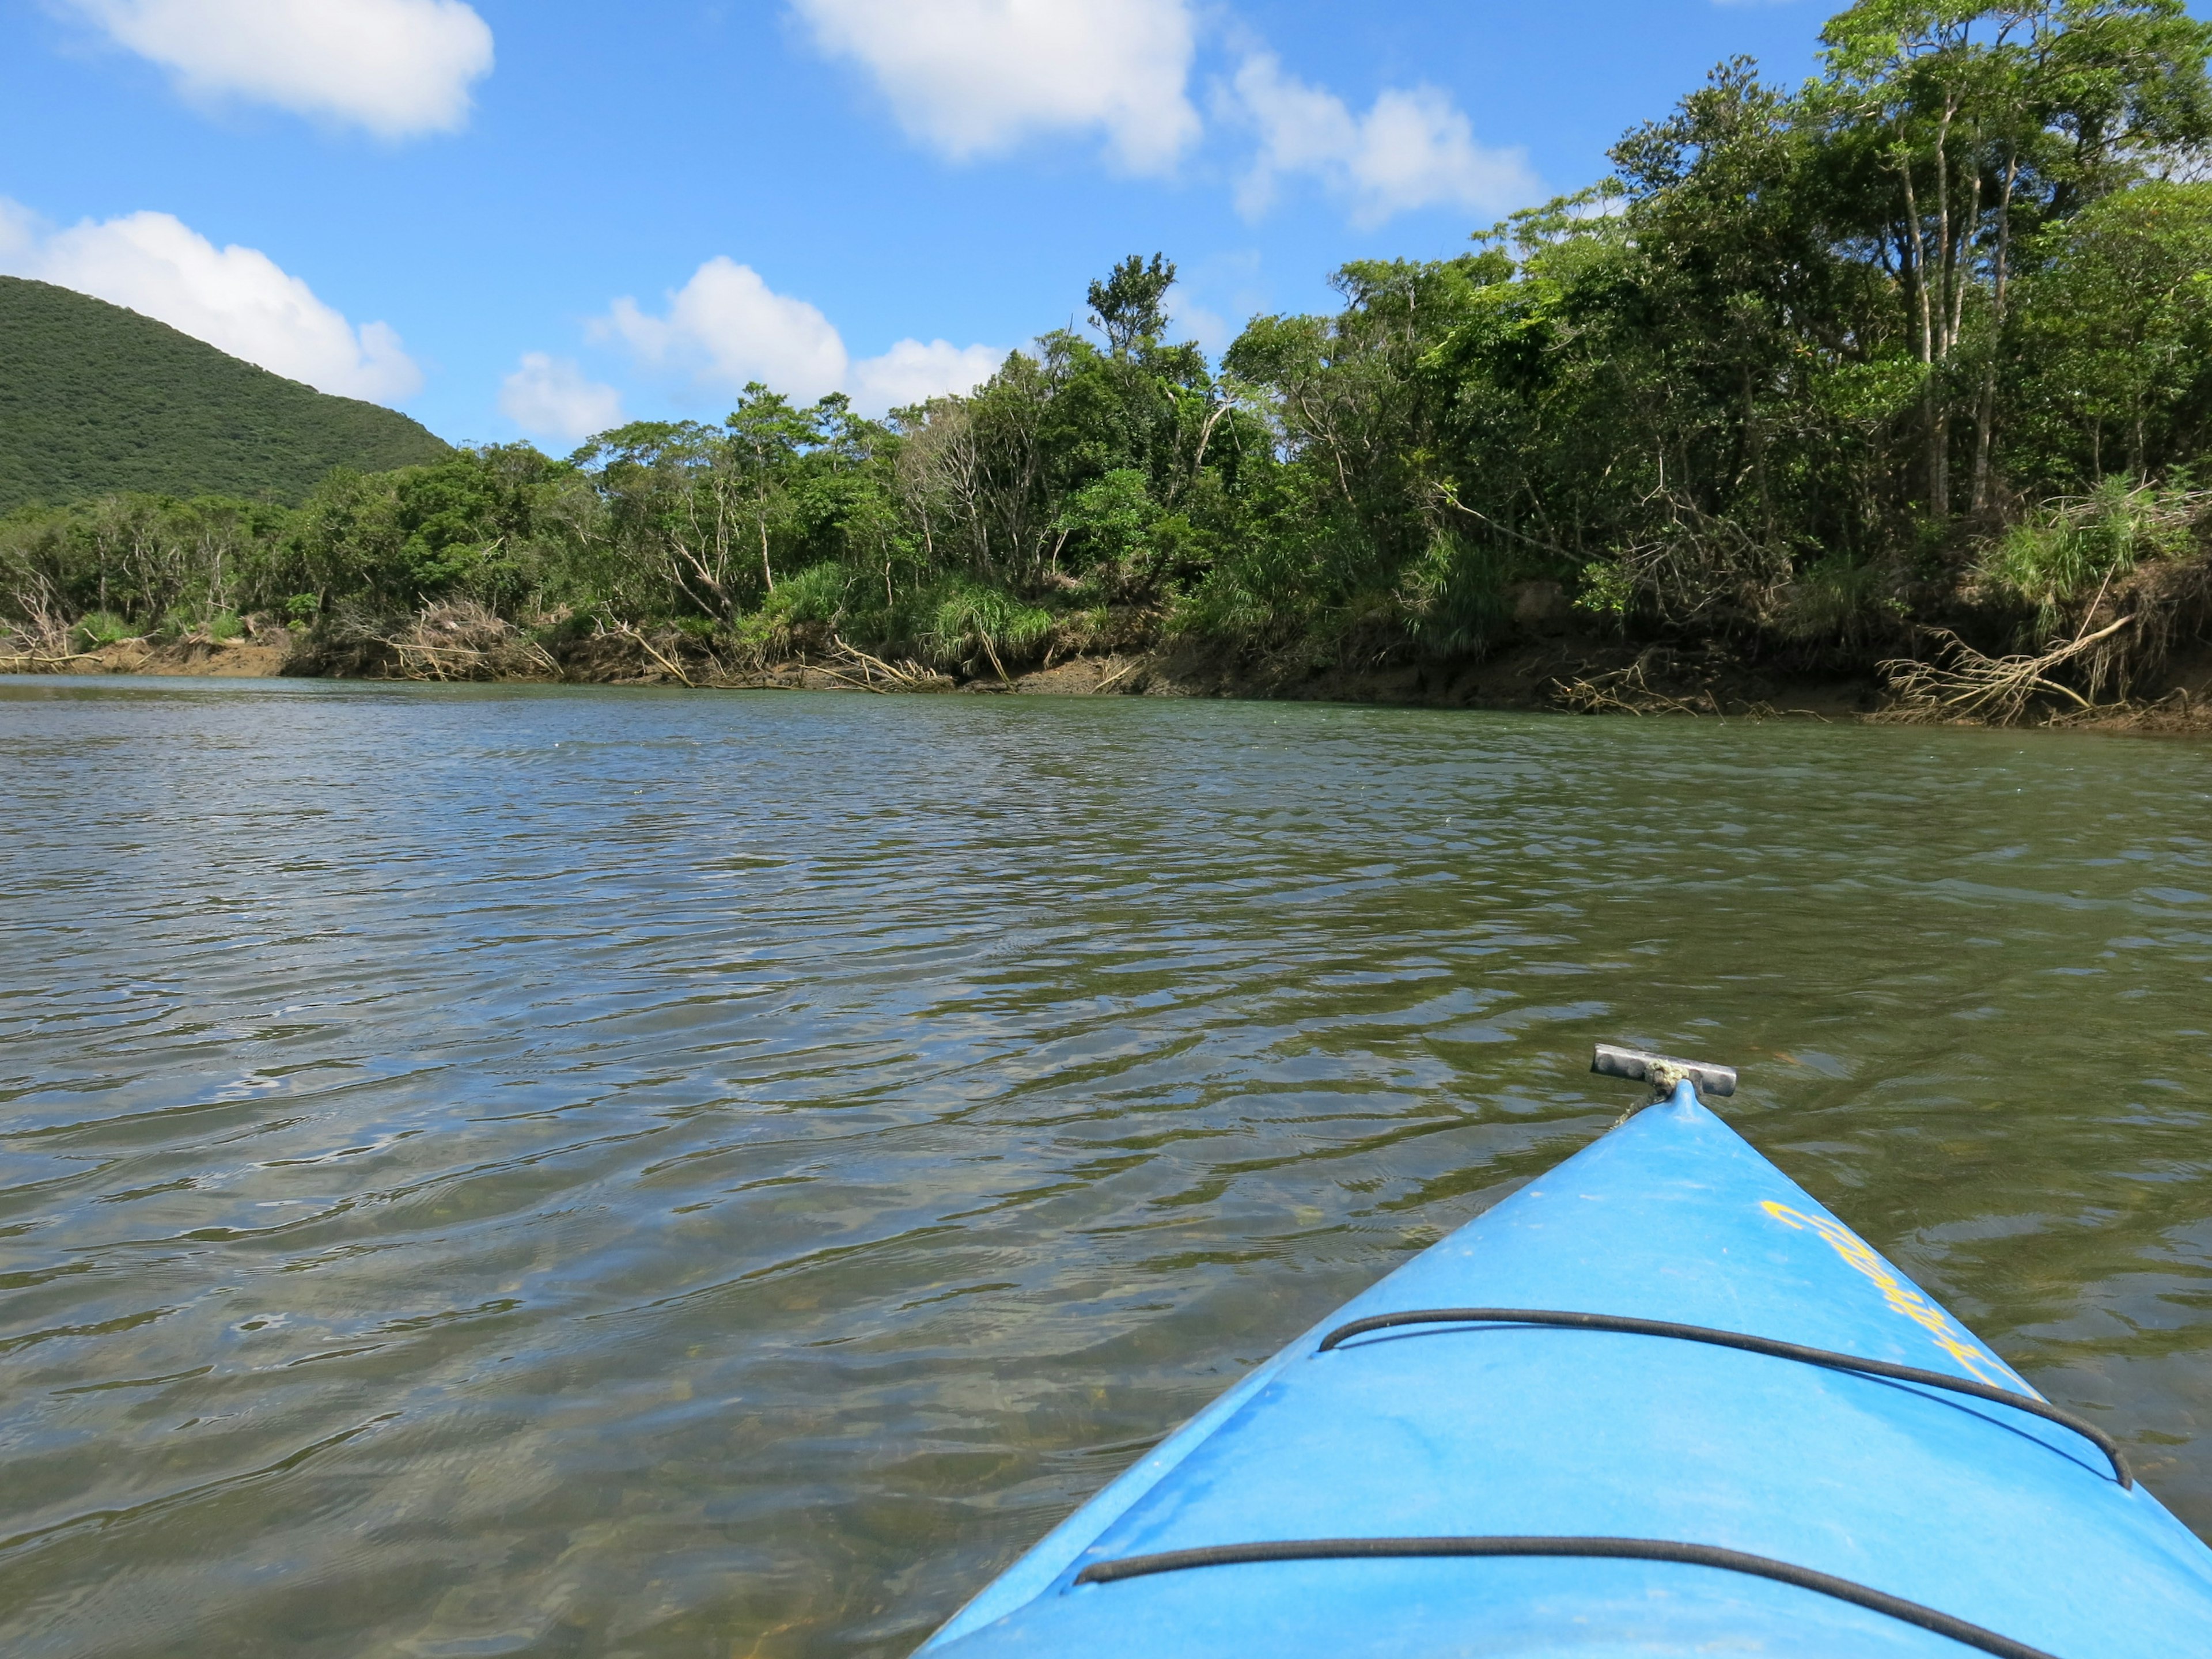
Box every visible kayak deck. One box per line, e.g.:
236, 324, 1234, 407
920, 1085, 2212, 1657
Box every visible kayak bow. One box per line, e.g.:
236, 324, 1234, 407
918, 1047, 2212, 1658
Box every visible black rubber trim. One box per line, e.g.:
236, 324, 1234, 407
1316, 1308, 2129, 1488
1073, 1535, 2061, 1659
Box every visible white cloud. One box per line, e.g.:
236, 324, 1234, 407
0, 199, 422, 401
1228, 54, 1539, 229
848, 338, 1003, 411
0, 200, 40, 266
605, 257, 849, 403
600, 257, 999, 415
791, 0, 1200, 174
63, 0, 493, 138
1165, 290, 1230, 355
499, 354, 624, 444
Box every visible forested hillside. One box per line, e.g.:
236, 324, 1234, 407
0, 277, 447, 513
9, 0, 2212, 717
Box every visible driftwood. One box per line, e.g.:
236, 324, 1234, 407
1552, 652, 1764, 717
1876, 614, 2133, 725
370, 601, 559, 682
0, 648, 105, 671
385, 638, 559, 680
1555, 662, 1714, 715
601, 622, 691, 686
2047, 686, 2210, 731
1093, 656, 1147, 693
827, 638, 953, 691
1, 581, 103, 671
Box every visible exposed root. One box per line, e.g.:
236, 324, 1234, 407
1876, 615, 2133, 725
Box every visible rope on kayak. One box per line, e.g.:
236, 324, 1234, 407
1071, 1535, 2062, 1659
1314, 1308, 2131, 1488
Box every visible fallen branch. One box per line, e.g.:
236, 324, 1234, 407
1552, 654, 1719, 717
0, 650, 105, 671
610, 623, 692, 687
1094, 655, 1147, 694
811, 664, 890, 695
829, 637, 951, 691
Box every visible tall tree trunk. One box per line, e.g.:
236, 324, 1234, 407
1897, 150, 1944, 517
1972, 150, 2019, 514
1926, 99, 1958, 520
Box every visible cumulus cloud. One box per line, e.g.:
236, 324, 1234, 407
499, 354, 624, 444
791, 0, 1200, 174
63, 0, 494, 138
601, 258, 999, 415
0, 199, 422, 401
848, 338, 1004, 411
1228, 54, 1539, 229
605, 257, 849, 403
0, 200, 40, 266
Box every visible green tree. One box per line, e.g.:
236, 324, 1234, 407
2012, 180, 2212, 481
1817, 0, 2212, 515
1088, 253, 1177, 355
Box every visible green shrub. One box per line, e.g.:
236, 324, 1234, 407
921, 579, 1052, 673
1397, 533, 1513, 656
1780, 558, 1897, 644
732, 560, 856, 657
1574, 557, 1636, 620
70, 610, 133, 650
1169, 573, 1279, 645
760, 560, 854, 626
1983, 475, 2199, 636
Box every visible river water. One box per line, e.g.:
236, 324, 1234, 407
3, 677, 2211, 1658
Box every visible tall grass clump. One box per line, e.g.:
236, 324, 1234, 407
1397, 533, 1514, 657
922, 579, 1052, 675
1983, 476, 2205, 637
732, 560, 856, 661
1779, 557, 1898, 653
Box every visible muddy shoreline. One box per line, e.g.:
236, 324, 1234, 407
11, 628, 2211, 733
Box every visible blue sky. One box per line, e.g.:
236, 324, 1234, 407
1, 1, 1840, 448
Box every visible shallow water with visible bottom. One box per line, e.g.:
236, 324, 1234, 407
3, 676, 2211, 1658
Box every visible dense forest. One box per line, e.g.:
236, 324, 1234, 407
10, 0, 2212, 715
0, 278, 448, 516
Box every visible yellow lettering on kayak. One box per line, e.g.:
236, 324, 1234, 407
1759, 1200, 2028, 1392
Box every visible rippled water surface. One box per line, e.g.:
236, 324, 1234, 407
5, 676, 2212, 1657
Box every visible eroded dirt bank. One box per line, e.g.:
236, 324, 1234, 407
9, 636, 295, 678
16, 619, 2212, 734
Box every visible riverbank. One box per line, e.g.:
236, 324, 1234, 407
14, 619, 2212, 731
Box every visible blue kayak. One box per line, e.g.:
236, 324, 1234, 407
918, 1057, 2212, 1658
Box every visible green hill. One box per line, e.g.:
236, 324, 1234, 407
0, 275, 449, 513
